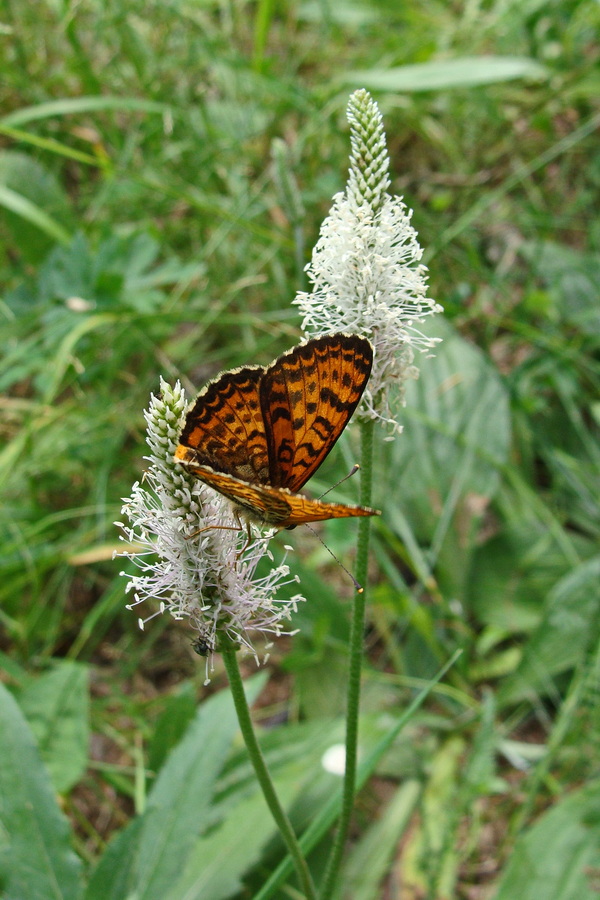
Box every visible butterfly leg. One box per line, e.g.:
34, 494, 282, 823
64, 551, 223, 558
185, 523, 240, 539
183, 514, 255, 560
232, 510, 256, 559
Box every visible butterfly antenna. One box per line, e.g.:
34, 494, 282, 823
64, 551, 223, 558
317, 464, 361, 501
305, 524, 364, 593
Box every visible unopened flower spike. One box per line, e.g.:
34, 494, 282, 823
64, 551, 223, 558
294, 88, 442, 433
115, 377, 304, 670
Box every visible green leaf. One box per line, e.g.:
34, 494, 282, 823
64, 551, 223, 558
32, 232, 199, 314
86, 673, 267, 900
342, 56, 548, 92
467, 527, 556, 634
500, 555, 600, 705
294, 648, 350, 719
0, 681, 83, 900
0, 96, 168, 127
395, 319, 510, 504
520, 241, 600, 336
0, 151, 73, 257
83, 818, 146, 900
165, 777, 299, 900
334, 780, 420, 900
17, 661, 89, 794
0, 183, 71, 247
299, 0, 379, 25
0, 124, 102, 167
385, 318, 510, 598
493, 780, 600, 900
147, 683, 198, 776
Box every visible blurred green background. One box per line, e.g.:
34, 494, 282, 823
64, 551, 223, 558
1, 1, 600, 898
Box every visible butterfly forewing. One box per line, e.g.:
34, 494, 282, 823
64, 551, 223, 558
174, 366, 271, 484
260, 334, 373, 492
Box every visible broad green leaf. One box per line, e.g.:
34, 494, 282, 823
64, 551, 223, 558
393, 319, 510, 508
147, 683, 198, 776
499, 555, 600, 705
520, 240, 600, 336
278, 554, 350, 645
294, 648, 350, 719
0, 681, 83, 900
467, 526, 558, 634
85, 673, 267, 900
84, 817, 146, 900
385, 318, 510, 598
493, 780, 600, 900
299, 0, 380, 25
342, 56, 548, 92
17, 661, 89, 794
334, 780, 420, 900
0, 650, 28, 684
214, 716, 346, 808
165, 777, 300, 900
0, 150, 73, 256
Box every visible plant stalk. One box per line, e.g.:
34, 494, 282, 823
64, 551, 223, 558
221, 640, 317, 900
319, 418, 376, 899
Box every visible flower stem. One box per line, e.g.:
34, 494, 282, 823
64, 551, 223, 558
221, 640, 317, 900
319, 418, 375, 899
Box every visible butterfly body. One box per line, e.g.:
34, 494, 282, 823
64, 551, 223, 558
175, 333, 379, 529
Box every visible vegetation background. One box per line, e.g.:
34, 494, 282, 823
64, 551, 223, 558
1, 1, 599, 898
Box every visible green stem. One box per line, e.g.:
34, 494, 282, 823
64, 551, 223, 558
319, 418, 376, 899
221, 640, 317, 900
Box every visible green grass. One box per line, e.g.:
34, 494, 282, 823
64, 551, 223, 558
1, 0, 600, 898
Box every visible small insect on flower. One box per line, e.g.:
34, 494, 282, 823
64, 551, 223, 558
191, 636, 212, 657
174, 333, 381, 529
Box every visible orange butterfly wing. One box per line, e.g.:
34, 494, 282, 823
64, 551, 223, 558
260, 333, 373, 492
189, 466, 377, 528
174, 365, 270, 484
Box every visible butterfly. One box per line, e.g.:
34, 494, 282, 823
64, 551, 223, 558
174, 333, 380, 530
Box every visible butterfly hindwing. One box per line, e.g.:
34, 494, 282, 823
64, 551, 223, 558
280, 492, 377, 527
186, 465, 376, 529
189, 466, 294, 524
260, 334, 373, 492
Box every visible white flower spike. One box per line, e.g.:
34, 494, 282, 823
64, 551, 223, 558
294, 89, 442, 433
116, 378, 304, 673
